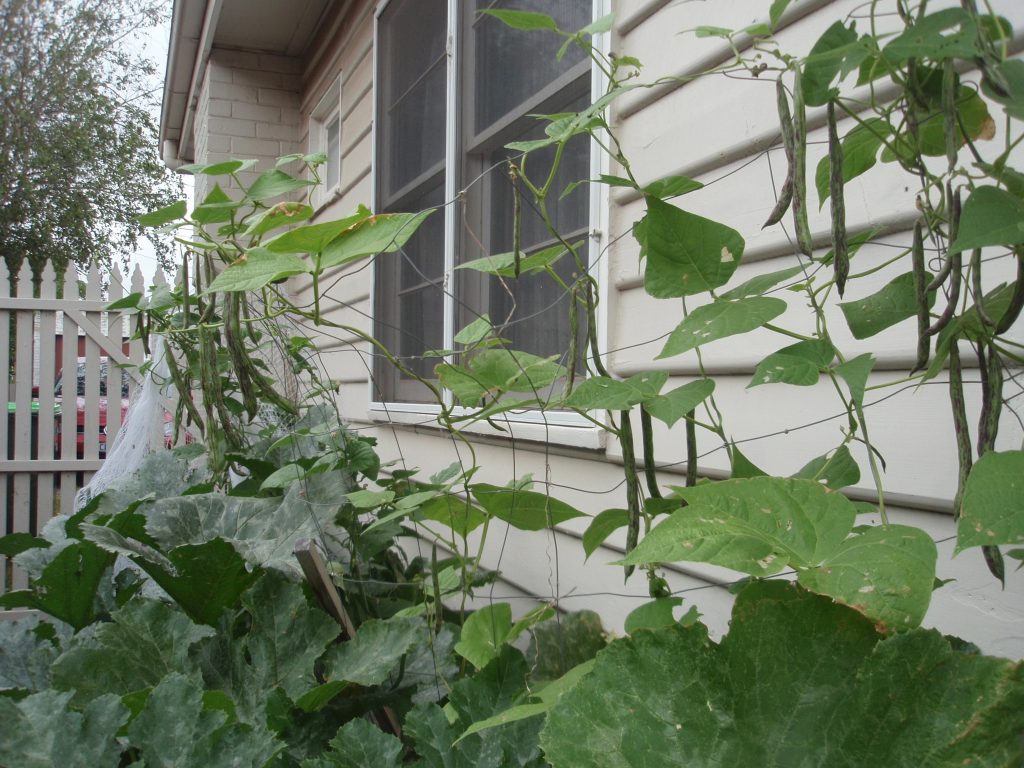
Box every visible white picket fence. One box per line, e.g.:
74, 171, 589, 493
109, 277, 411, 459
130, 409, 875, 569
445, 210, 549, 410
0, 260, 165, 595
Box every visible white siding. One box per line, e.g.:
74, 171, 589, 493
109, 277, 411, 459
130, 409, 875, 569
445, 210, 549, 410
288, 0, 1024, 656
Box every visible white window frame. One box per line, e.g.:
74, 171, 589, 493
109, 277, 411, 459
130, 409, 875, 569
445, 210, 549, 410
309, 74, 343, 209
368, 0, 610, 450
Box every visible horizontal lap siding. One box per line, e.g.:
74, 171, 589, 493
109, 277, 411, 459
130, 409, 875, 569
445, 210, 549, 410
607, 0, 1024, 653
293, 0, 376, 409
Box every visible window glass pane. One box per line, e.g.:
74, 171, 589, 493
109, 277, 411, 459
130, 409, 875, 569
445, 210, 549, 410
488, 112, 590, 253
325, 116, 341, 190
374, 182, 446, 402
488, 241, 588, 365
379, 0, 447, 200
473, 0, 589, 134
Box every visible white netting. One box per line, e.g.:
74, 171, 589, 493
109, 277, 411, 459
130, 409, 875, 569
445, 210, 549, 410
74, 337, 175, 512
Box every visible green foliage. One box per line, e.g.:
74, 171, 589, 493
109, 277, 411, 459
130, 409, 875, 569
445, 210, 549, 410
541, 582, 1024, 767
0, 690, 128, 768
12, 2, 1017, 765
0, 0, 182, 280
957, 451, 1024, 552
619, 477, 937, 628
636, 196, 745, 298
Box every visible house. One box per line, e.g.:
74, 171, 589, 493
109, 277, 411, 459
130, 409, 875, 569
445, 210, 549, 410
160, 0, 1024, 657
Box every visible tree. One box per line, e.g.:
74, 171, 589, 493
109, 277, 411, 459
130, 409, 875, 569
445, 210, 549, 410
0, 0, 181, 286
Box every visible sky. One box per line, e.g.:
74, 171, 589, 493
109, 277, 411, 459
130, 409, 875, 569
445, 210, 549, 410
121, 12, 193, 290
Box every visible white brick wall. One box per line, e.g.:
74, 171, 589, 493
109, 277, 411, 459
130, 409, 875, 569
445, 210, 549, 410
191, 47, 302, 203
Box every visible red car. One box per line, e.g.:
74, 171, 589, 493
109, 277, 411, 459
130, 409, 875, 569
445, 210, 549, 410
53, 359, 130, 459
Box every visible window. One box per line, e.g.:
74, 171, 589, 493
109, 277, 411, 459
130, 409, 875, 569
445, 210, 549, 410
310, 75, 342, 207
373, 0, 595, 405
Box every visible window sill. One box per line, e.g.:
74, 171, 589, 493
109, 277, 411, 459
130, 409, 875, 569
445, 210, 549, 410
312, 183, 342, 215
366, 402, 606, 451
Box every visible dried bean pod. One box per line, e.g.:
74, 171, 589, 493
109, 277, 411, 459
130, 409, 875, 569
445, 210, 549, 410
828, 100, 849, 296
763, 76, 796, 229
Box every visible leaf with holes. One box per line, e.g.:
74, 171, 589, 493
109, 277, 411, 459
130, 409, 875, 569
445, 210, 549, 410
799, 524, 937, 630
793, 445, 860, 490
749, 339, 835, 388
658, 298, 786, 359
636, 196, 745, 298
956, 450, 1024, 552
618, 477, 855, 574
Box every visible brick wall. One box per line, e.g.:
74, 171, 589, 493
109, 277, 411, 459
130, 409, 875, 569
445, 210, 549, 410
192, 48, 303, 203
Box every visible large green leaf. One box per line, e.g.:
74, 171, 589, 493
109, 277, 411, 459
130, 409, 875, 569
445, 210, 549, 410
542, 582, 1024, 767
190, 183, 239, 225
983, 59, 1024, 120
749, 339, 835, 388
799, 524, 937, 630
0, 615, 63, 695
192, 571, 339, 725
833, 352, 875, 408
304, 719, 405, 768
582, 509, 629, 558
526, 611, 606, 682
636, 196, 745, 298
957, 450, 1024, 552
406, 648, 544, 768
51, 598, 213, 705
242, 201, 314, 239
142, 471, 349, 576
139, 200, 187, 227
948, 185, 1024, 255
562, 372, 668, 410
263, 207, 370, 253
658, 297, 786, 359
438, 349, 566, 405
801, 21, 861, 106
321, 616, 421, 687
205, 248, 309, 293
127, 673, 281, 768
0, 690, 127, 768
415, 494, 488, 537
82, 525, 258, 627
456, 242, 576, 277
0, 540, 113, 630
454, 604, 553, 671
618, 477, 856, 573
792, 444, 860, 490
643, 379, 715, 427
882, 8, 979, 63
319, 210, 434, 269
839, 271, 934, 340
247, 169, 315, 202
472, 484, 586, 531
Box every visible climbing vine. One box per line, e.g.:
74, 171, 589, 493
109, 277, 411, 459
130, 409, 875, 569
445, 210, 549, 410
1, 2, 1023, 765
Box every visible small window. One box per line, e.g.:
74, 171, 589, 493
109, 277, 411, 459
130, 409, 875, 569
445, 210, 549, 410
310, 75, 342, 207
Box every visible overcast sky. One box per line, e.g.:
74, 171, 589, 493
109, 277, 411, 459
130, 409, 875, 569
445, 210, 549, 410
123, 13, 193, 289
